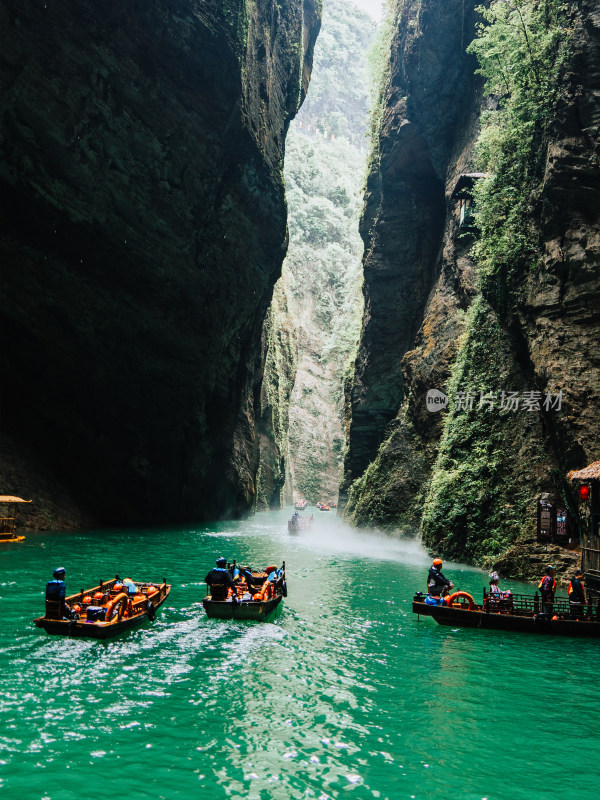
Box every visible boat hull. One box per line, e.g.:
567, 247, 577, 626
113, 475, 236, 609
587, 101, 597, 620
414, 600, 600, 637
412, 600, 440, 618
202, 594, 282, 621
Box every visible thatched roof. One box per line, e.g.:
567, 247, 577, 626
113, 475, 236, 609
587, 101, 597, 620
567, 461, 600, 481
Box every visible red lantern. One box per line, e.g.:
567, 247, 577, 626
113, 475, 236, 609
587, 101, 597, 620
579, 484, 591, 501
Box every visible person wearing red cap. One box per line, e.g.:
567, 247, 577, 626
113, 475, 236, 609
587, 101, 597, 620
427, 558, 454, 597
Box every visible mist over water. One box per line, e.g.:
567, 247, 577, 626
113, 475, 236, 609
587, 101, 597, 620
2, 510, 599, 800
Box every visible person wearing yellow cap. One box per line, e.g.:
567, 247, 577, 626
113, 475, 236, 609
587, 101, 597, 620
427, 558, 454, 597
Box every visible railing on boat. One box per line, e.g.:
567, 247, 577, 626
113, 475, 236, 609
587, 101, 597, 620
481, 590, 598, 619
416, 590, 599, 620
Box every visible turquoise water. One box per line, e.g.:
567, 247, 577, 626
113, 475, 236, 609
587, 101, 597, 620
2, 509, 598, 800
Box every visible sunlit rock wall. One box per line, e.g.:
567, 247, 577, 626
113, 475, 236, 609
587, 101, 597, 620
341, 0, 481, 511
255, 283, 297, 511
343, 0, 600, 570
0, 0, 320, 524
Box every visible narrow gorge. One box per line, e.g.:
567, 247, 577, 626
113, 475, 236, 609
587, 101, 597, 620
1, 0, 599, 580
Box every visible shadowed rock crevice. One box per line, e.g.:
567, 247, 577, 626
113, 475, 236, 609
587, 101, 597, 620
0, 0, 320, 525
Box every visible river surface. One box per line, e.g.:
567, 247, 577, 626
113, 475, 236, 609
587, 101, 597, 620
2, 509, 599, 800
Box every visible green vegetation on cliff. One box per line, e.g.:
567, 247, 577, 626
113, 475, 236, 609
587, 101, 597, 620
421, 297, 547, 561
421, 0, 574, 561
259, 0, 376, 506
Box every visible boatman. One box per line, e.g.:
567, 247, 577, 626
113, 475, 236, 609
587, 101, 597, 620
538, 564, 556, 616
568, 569, 586, 619
204, 557, 236, 601
427, 558, 454, 597
45, 566, 71, 620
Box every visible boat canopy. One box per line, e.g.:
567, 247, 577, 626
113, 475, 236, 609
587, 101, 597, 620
567, 461, 600, 481
0, 496, 31, 503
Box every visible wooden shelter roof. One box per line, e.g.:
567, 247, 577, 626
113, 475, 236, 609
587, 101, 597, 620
567, 461, 600, 481
0, 496, 31, 503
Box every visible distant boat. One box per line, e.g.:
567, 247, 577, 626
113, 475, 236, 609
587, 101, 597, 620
413, 590, 600, 637
294, 499, 308, 510
34, 577, 170, 638
0, 495, 31, 543
288, 513, 313, 532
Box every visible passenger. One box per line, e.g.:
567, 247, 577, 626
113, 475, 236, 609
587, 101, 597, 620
122, 578, 137, 596
204, 557, 236, 601
240, 583, 253, 602
488, 570, 513, 611
45, 567, 71, 619
568, 569, 586, 619
538, 564, 556, 616
233, 564, 253, 584
266, 565, 282, 585
427, 558, 454, 597
489, 571, 502, 595
424, 587, 444, 606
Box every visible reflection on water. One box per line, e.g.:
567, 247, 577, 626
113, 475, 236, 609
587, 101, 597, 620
1, 510, 599, 800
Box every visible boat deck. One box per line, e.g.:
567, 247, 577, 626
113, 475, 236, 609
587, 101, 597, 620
413, 591, 600, 637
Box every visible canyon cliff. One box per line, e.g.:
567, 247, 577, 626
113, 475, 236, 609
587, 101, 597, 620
343, 0, 600, 574
0, 0, 320, 526
257, 0, 372, 509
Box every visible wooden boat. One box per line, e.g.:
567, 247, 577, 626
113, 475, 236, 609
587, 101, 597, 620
288, 513, 313, 532
34, 577, 170, 639
203, 563, 286, 621
0, 495, 31, 543
413, 590, 600, 637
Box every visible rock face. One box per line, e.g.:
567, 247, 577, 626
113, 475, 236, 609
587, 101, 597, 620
255, 283, 297, 511
343, 0, 600, 569
258, 0, 372, 508
0, 0, 319, 525
341, 0, 482, 511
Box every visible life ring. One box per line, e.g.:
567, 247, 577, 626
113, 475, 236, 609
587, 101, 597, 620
446, 591, 475, 610
105, 592, 130, 621
258, 580, 272, 601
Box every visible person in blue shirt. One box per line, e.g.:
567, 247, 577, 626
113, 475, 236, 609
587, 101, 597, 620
233, 564, 253, 584
204, 557, 235, 600
424, 587, 444, 606
266, 565, 282, 584
45, 566, 71, 619
122, 578, 137, 596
